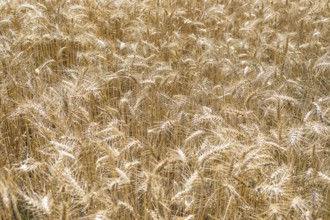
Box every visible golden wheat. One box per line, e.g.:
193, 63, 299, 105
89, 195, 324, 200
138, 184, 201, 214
0, 0, 329, 219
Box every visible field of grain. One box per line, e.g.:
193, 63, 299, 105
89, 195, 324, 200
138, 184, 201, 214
0, 0, 329, 219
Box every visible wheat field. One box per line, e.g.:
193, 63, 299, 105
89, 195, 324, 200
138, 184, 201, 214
0, 0, 329, 219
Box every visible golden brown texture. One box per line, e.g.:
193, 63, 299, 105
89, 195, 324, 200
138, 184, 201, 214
0, 0, 329, 219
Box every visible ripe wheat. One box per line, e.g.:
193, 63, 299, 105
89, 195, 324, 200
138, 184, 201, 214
0, 0, 329, 219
